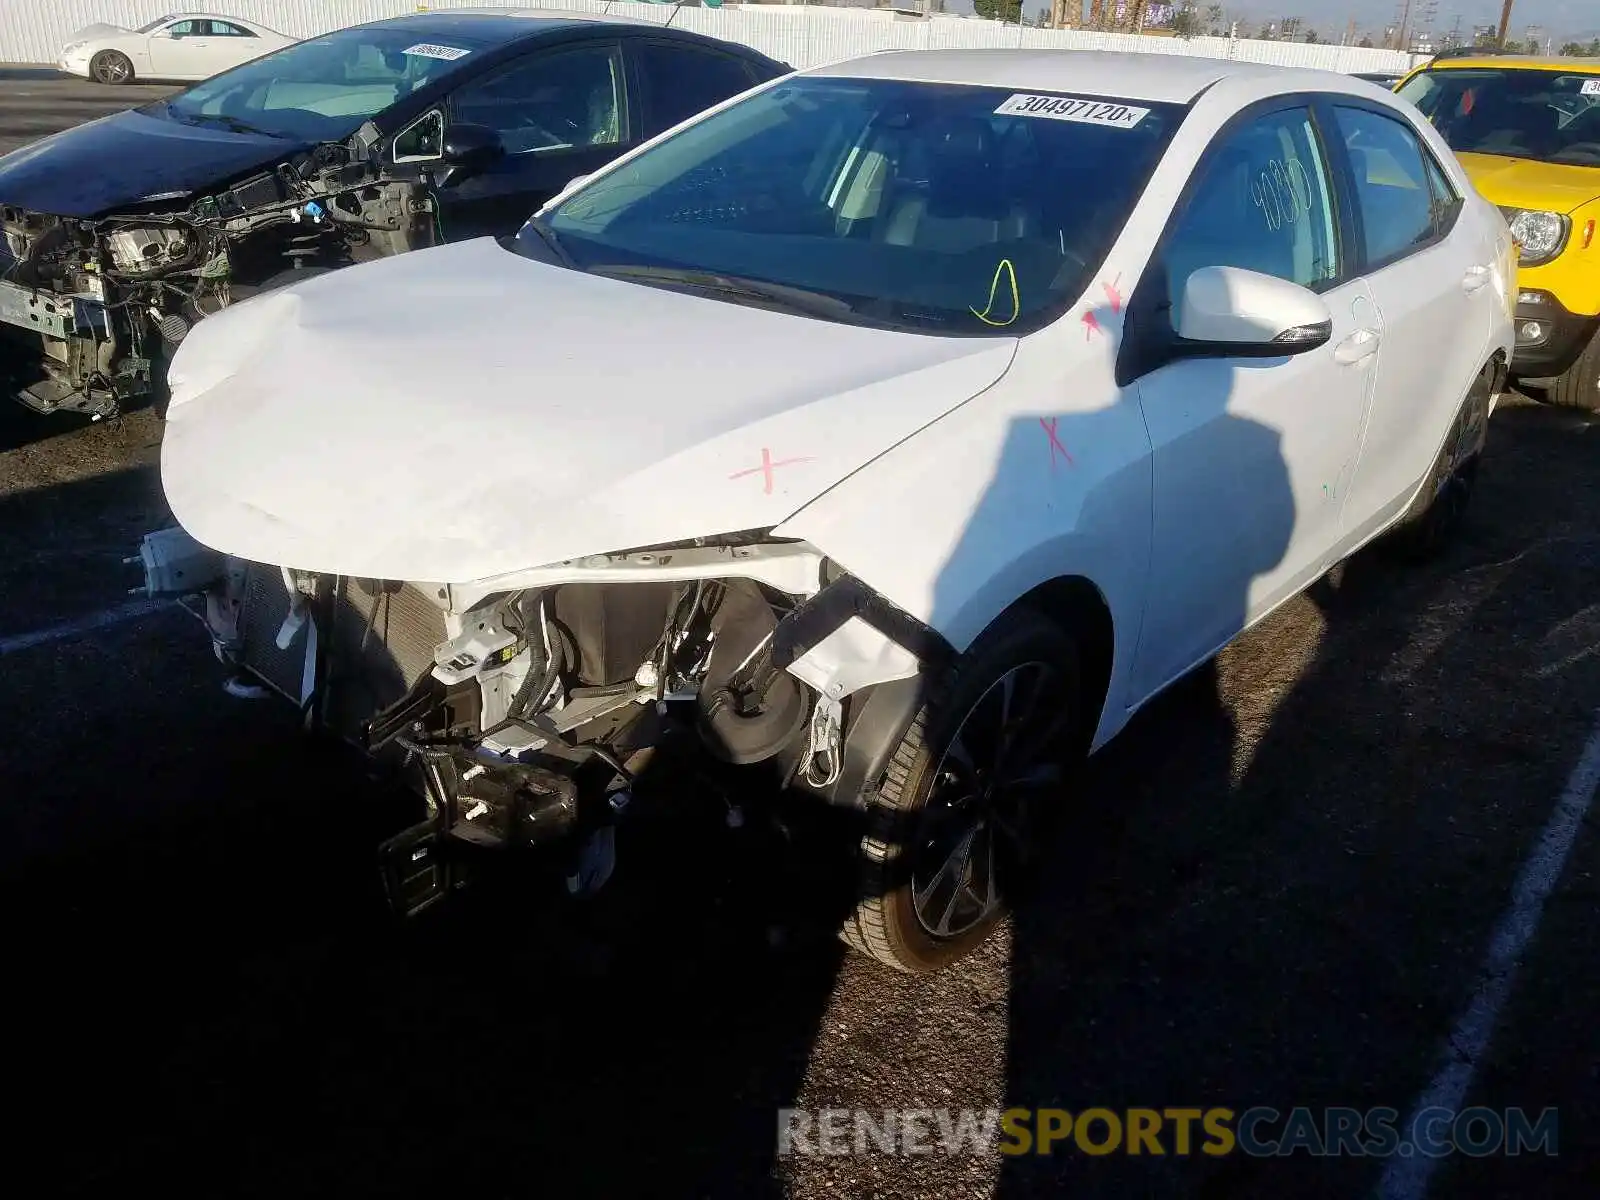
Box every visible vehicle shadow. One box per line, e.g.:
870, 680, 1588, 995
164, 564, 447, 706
987, 397, 1600, 1198
11, 385, 1593, 1196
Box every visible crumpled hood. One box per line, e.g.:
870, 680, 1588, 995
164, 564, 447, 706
1456, 152, 1600, 215
0, 107, 307, 218
161, 237, 1018, 583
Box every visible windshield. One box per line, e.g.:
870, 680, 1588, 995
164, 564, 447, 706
136, 16, 179, 34
1397, 67, 1600, 166
531, 76, 1184, 335
154, 26, 486, 143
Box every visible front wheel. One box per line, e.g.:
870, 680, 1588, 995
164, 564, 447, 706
840, 608, 1083, 974
1544, 325, 1600, 413
90, 50, 133, 85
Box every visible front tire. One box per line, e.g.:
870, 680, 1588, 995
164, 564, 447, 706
1544, 325, 1600, 413
90, 51, 133, 85
840, 608, 1083, 974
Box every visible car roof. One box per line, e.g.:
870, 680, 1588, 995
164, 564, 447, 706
1421, 54, 1600, 74
357, 8, 658, 44
806, 48, 1371, 105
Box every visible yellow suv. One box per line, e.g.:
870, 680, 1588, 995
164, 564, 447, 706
1396, 55, 1600, 411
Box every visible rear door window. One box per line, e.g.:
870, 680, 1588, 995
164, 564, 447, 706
633, 40, 758, 136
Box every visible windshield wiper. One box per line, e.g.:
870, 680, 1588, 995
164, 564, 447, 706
584, 264, 858, 320
165, 104, 283, 139
517, 216, 574, 268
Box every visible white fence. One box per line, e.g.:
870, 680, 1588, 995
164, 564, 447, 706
0, 0, 1423, 76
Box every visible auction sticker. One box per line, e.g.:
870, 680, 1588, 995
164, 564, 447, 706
1582, 79, 1600, 96
994, 93, 1149, 129
403, 43, 471, 61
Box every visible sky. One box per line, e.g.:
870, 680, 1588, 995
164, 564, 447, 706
1265, 1, 1596, 39
979, 1, 1600, 41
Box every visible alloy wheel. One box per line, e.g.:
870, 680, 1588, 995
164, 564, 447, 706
910, 660, 1073, 940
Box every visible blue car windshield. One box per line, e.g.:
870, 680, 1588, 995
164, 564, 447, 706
530, 76, 1184, 335
154, 26, 487, 143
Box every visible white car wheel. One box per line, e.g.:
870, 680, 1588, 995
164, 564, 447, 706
90, 50, 134, 85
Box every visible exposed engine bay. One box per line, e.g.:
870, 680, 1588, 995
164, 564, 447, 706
132, 527, 944, 915
0, 122, 436, 418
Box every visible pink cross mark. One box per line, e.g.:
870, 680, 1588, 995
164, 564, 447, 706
729, 447, 815, 495
1082, 310, 1103, 340
1039, 417, 1074, 469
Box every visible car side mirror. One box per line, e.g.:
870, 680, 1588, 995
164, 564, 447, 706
1172, 266, 1333, 358
433, 122, 505, 186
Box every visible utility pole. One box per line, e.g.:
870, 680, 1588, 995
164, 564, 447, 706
1496, 0, 1514, 47
1395, 0, 1414, 53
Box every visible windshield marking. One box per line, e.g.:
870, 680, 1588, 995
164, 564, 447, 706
402, 43, 471, 61
969, 258, 1021, 327
993, 93, 1150, 130
1101, 274, 1123, 313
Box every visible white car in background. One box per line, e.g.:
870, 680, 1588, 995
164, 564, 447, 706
58, 13, 294, 85
136, 49, 1515, 975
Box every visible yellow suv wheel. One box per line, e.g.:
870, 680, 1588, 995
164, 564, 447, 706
1547, 327, 1600, 414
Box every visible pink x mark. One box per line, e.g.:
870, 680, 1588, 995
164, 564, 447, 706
1039, 417, 1073, 469
729, 447, 815, 495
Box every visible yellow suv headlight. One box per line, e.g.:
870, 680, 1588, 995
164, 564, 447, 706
1504, 208, 1571, 267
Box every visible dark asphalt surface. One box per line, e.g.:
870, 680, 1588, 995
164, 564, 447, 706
2, 75, 1598, 1200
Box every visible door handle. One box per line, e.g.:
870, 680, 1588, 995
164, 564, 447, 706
1462, 265, 1491, 293
1333, 328, 1380, 365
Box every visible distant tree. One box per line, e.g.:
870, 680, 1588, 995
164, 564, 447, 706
1358, 35, 1374, 48
1561, 41, 1585, 55
1205, 2, 1225, 34
973, 0, 1023, 20
1256, 21, 1276, 39
1590, 37, 1600, 55
1170, 6, 1203, 37
1303, 27, 1320, 43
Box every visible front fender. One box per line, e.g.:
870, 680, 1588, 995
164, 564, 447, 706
774, 331, 1154, 746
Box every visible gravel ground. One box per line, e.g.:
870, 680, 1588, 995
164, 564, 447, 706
1, 73, 1597, 1200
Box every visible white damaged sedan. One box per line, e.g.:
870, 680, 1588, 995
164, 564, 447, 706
135, 49, 1515, 973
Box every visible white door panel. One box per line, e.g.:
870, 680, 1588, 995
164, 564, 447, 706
1133, 276, 1378, 696
1342, 240, 1487, 533
1126, 103, 1376, 698
1326, 103, 1493, 538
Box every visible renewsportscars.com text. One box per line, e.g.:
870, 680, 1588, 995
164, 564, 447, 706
777, 1106, 1559, 1159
